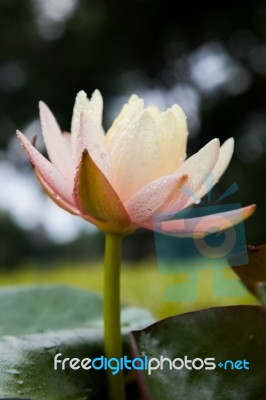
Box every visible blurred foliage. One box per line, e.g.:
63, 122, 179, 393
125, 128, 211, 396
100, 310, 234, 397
0, 261, 258, 319
1, 0, 266, 144
0, 213, 156, 268
0, 0, 266, 266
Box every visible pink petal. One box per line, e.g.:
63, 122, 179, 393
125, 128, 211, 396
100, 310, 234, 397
34, 169, 81, 216
154, 204, 256, 237
125, 174, 189, 224
35, 168, 101, 227
62, 131, 72, 150
39, 101, 74, 178
17, 130, 75, 206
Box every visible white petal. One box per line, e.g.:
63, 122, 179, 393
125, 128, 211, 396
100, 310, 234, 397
39, 101, 74, 178
175, 138, 220, 203
155, 105, 188, 174
170, 105, 189, 163
109, 110, 163, 201
146, 105, 161, 118
212, 137, 234, 182
90, 89, 104, 128
106, 101, 189, 201
105, 95, 144, 149
188, 137, 235, 206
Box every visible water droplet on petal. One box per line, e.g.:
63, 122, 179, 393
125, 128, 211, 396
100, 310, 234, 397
6, 369, 20, 375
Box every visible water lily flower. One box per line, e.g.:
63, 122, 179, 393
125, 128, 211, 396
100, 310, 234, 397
17, 90, 255, 236
16, 90, 256, 400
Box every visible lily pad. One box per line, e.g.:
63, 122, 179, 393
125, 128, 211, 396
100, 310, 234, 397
230, 244, 266, 303
131, 306, 266, 400
0, 285, 153, 400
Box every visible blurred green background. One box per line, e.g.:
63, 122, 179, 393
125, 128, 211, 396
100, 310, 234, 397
0, 0, 264, 315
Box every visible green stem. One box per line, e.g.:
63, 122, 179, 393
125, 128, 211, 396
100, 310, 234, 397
104, 232, 126, 400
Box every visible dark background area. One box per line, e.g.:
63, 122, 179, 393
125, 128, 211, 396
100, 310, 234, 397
0, 0, 265, 268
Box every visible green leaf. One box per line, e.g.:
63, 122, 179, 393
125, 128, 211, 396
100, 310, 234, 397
0, 284, 153, 400
257, 283, 266, 305
230, 244, 266, 303
131, 306, 266, 400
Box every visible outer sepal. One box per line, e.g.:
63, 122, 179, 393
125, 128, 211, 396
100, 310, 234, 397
73, 149, 134, 234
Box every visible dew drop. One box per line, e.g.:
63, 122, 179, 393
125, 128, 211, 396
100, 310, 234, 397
17, 380, 24, 385
6, 369, 20, 375
249, 334, 255, 341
